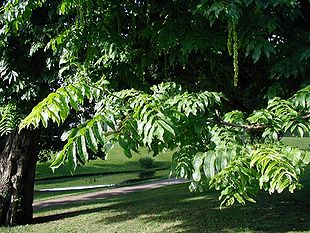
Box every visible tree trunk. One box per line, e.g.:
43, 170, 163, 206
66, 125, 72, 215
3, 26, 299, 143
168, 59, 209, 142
0, 129, 39, 226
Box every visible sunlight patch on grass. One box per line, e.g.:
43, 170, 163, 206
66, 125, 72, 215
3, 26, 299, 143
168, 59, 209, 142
180, 195, 207, 203
35, 145, 173, 180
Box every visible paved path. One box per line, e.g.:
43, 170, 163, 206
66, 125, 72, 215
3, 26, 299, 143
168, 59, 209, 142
37, 184, 115, 192
33, 178, 187, 211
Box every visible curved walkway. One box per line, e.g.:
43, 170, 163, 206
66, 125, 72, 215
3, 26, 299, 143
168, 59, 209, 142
33, 178, 187, 211
37, 184, 115, 192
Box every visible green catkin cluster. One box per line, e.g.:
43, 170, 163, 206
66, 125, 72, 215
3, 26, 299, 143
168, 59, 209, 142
233, 25, 239, 87
227, 22, 239, 87
227, 22, 233, 56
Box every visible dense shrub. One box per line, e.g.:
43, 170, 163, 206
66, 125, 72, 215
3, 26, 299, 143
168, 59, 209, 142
139, 157, 156, 169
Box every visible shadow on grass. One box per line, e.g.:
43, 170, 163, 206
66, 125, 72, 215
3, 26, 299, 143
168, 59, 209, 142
33, 177, 310, 233
34, 205, 112, 224
101, 187, 310, 232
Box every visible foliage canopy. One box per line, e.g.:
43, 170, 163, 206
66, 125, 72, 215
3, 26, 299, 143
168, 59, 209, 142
0, 0, 309, 207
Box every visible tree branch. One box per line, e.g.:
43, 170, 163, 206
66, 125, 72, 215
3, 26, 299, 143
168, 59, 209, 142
218, 112, 309, 131
103, 127, 123, 137
302, 113, 310, 119
214, 110, 266, 131
102, 114, 132, 137
219, 121, 266, 131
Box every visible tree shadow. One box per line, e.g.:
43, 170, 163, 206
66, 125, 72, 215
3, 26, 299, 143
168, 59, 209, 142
33, 180, 310, 232
33, 205, 111, 224
98, 186, 310, 232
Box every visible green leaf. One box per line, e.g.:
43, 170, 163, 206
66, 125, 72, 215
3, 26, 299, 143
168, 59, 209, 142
66, 88, 80, 111
50, 150, 66, 171
67, 141, 77, 173
155, 125, 165, 142
158, 120, 175, 136
234, 192, 245, 205
77, 135, 88, 164
68, 85, 84, 105
203, 152, 216, 179
93, 121, 105, 145
46, 106, 61, 125
85, 127, 98, 153
252, 44, 262, 63
61, 128, 78, 141
146, 124, 156, 146
192, 153, 204, 181
297, 126, 304, 138
119, 135, 132, 158
39, 111, 49, 128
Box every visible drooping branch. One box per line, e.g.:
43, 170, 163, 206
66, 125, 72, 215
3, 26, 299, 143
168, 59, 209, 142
219, 120, 266, 131
215, 110, 309, 132
214, 110, 266, 131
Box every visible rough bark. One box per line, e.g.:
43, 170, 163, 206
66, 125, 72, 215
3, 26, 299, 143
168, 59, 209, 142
0, 129, 39, 226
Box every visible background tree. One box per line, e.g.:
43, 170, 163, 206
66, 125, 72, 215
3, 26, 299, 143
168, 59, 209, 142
0, 0, 309, 226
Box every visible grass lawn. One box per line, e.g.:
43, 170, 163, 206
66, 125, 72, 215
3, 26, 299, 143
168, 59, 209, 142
3, 167, 310, 233
35, 145, 173, 180
34, 145, 173, 201
3, 137, 307, 232
35, 137, 308, 181
35, 169, 170, 190
34, 169, 170, 201
33, 137, 309, 201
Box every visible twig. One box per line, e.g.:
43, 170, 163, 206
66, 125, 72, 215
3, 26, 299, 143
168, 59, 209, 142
102, 114, 131, 137
218, 112, 309, 131
302, 113, 310, 120
219, 121, 266, 131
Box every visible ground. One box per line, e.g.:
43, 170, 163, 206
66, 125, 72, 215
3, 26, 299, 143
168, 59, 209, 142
0, 137, 309, 232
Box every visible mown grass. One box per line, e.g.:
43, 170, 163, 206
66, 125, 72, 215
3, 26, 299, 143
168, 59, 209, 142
36, 137, 308, 180
2, 137, 308, 232
35, 145, 173, 180
34, 144, 173, 201
34, 169, 170, 201
3, 167, 310, 233
35, 137, 308, 181
34, 137, 309, 202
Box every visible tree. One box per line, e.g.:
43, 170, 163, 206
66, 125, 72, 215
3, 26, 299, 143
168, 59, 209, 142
0, 0, 310, 226
0, 0, 68, 225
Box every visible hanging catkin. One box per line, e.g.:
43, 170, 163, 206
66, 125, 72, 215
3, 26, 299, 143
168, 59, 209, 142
232, 23, 239, 87
227, 21, 239, 87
